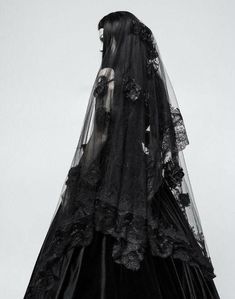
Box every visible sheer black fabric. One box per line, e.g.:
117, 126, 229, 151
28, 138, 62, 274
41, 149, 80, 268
24, 11, 220, 298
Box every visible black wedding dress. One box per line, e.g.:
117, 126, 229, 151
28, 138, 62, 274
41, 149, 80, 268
24, 11, 221, 299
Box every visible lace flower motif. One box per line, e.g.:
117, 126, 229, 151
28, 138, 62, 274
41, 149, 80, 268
93, 75, 114, 98
131, 19, 158, 59
147, 57, 160, 77
161, 105, 189, 155
122, 76, 150, 106
170, 104, 190, 151
131, 19, 152, 42
122, 76, 142, 102
131, 19, 160, 78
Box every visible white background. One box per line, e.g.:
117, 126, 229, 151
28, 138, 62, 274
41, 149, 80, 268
1, 1, 234, 298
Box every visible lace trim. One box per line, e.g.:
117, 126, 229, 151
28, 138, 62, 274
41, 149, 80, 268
170, 104, 190, 150
24, 180, 215, 298
131, 19, 159, 60
122, 76, 150, 104
130, 19, 160, 78
162, 104, 189, 158
24, 101, 211, 298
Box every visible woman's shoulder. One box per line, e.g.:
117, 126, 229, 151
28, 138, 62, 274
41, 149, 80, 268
93, 67, 115, 98
98, 67, 115, 80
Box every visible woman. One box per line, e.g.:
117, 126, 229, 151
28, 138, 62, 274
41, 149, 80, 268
24, 11, 220, 298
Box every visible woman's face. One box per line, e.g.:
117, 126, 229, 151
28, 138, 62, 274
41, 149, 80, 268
98, 27, 116, 54
99, 28, 104, 52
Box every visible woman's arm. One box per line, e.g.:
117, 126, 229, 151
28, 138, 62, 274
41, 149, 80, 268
79, 67, 115, 174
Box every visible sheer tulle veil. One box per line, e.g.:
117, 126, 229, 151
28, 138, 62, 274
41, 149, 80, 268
47, 11, 215, 278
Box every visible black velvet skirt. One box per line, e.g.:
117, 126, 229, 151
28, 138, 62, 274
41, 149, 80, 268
24, 181, 221, 299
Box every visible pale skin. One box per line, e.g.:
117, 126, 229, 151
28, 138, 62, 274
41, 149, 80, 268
99, 28, 104, 52
77, 28, 115, 174
99, 27, 116, 54
98, 27, 114, 91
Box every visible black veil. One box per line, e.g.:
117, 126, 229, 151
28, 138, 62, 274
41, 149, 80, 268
34, 11, 216, 291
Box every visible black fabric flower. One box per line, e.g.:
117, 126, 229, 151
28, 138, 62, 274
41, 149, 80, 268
146, 58, 160, 77
122, 76, 142, 102
178, 193, 190, 207
93, 75, 109, 98
163, 159, 185, 189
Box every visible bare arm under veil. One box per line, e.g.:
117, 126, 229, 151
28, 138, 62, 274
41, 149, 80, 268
36, 12, 216, 290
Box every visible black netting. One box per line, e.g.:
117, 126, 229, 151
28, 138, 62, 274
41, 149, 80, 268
24, 11, 216, 298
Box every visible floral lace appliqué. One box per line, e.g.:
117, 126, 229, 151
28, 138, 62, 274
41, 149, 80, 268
147, 57, 160, 77
93, 75, 114, 98
162, 104, 189, 155
170, 104, 190, 151
131, 19, 159, 60
122, 76, 142, 102
131, 18, 160, 78
122, 76, 150, 105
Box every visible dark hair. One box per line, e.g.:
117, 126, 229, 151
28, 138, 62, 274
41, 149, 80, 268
97, 11, 152, 79
98, 11, 139, 30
